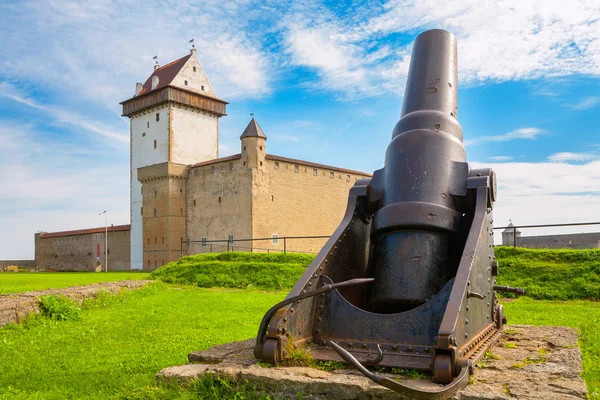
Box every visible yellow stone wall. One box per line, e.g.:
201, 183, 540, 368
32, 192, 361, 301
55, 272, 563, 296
35, 230, 130, 271
137, 138, 371, 269
251, 155, 369, 254
138, 162, 188, 271
184, 156, 253, 255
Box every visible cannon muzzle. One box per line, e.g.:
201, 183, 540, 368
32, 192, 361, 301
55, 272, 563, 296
367, 29, 467, 313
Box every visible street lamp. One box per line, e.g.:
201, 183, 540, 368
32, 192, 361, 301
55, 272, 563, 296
99, 211, 108, 272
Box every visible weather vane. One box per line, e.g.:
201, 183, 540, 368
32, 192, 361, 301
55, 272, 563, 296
189, 36, 195, 49
153, 53, 159, 66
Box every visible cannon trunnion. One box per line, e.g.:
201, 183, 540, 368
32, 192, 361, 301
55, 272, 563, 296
254, 29, 519, 399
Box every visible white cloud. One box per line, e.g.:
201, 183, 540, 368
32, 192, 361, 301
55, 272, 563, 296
278, 0, 600, 97
0, 82, 129, 143
571, 96, 600, 110
366, 0, 600, 83
547, 152, 598, 162
0, 0, 273, 111
465, 127, 544, 146
471, 160, 600, 242
489, 156, 514, 161
0, 122, 129, 259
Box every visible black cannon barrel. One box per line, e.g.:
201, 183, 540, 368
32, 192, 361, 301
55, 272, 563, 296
367, 30, 468, 313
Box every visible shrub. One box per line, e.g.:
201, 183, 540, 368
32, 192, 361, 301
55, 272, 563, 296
39, 295, 81, 321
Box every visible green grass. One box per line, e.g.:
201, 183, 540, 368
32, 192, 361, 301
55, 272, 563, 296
0, 283, 285, 399
495, 247, 600, 300
0, 272, 150, 295
150, 252, 315, 291
504, 298, 600, 399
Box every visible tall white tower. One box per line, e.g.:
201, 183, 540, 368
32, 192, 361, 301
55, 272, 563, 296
121, 49, 228, 269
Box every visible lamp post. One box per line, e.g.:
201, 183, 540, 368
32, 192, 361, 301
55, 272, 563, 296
99, 211, 108, 272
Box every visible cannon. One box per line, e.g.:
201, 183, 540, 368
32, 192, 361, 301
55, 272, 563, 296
254, 29, 522, 399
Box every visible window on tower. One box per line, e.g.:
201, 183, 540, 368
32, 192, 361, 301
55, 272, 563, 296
147, 122, 149, 128
154, 140, 157, 149
156, 113, 160, 122
201, 85, 204, 91
184, 80, 188, 86
193, 66, 197, 72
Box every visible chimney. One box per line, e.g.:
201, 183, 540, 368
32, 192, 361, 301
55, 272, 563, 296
151, 76, 159, 90
135, 82, 143, 96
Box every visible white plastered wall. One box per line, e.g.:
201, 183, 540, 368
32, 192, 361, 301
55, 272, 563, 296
171, 56, 217, 98
130, 105, 170, 269
170, 105, 218, 165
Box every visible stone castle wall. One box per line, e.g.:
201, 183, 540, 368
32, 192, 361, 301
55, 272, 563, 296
252, 155, 368, 254
502, 232, 600, 249
185, 156, 253, 256
35, 229, 130, 271
0, 260, 36, 271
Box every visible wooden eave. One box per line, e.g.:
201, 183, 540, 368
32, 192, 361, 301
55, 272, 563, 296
120, 85, 228, 117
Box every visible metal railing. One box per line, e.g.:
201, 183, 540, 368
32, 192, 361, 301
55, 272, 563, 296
180, 235, 331, 258
181, 221, 600, 257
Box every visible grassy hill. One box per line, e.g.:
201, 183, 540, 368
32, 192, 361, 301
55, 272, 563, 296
151, 248, 600, 300
150, 252, 316, 291
495, 247, 600, 300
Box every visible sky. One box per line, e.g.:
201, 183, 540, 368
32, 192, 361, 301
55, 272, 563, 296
1, 0, 600, 259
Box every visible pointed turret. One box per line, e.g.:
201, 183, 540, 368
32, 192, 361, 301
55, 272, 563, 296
502, 220, 521, 246
240, 118, 267, 139
241, 118, 266, 168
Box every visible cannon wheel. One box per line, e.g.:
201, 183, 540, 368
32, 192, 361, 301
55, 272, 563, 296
263, 338, 281, 364
433, 353, 453, 384
496, 305, 505, 330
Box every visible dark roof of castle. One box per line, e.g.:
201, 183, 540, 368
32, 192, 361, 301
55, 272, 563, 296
40, 224, 131, 239
265, 155, 372, 177
240, 118, 266, 140
190, 154, 242, 168
137, 54, 192, 96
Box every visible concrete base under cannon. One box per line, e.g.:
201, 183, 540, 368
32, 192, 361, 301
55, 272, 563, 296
158, 325, 587, 399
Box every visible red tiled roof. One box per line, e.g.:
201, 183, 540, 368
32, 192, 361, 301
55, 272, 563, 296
40, 225, 130, 239
266, 155, 372, 177
190, 154, 241, 168
137, 54, 192, 96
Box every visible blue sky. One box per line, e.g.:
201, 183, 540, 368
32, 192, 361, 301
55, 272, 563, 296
1, 0, 599, 259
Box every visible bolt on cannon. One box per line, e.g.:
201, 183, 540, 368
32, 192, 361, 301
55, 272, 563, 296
254, 29, 523, 399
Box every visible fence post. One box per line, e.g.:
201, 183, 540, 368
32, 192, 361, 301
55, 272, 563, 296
513, 226, 517, 248
227, 241, 230, 253
284, 237, 287, 255
180, 238, 183, 259
210, 244, 212, 253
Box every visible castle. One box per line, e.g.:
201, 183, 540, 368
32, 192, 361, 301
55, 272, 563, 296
33, 49, 371, 271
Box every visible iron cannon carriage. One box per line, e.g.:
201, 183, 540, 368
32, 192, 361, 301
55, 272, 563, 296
254, 29, 523, 399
